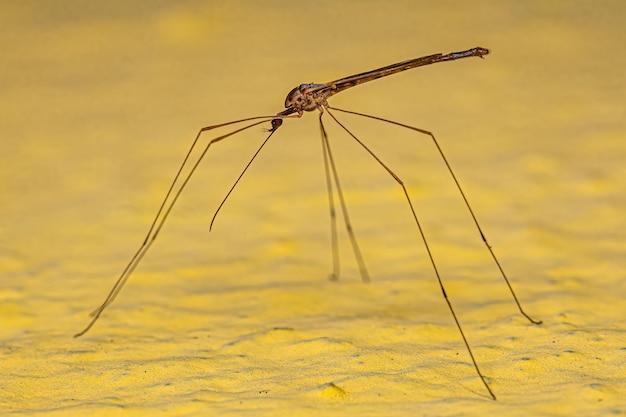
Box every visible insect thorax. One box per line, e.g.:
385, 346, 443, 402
283, 83, 326, 114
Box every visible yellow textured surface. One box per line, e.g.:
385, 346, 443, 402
1, 1, 625, 416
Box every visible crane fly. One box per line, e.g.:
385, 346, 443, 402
75, 47, 541, 400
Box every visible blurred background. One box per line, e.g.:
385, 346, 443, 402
1, 1, 624, 415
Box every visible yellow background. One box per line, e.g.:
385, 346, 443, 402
1, 1, 624, 416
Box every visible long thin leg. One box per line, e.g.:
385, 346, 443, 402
325, 107, 496, 400
75, 116, 288, 337
319, 113, 370, 283
318, 114, 340, 280
329, 106, 541, 325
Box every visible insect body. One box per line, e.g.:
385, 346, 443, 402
76, 47, 540, 401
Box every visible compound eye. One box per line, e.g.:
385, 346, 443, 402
270, 118, 283, 131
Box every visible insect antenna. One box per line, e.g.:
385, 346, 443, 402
75, 116, 283, 337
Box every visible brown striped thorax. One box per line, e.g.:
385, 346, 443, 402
277, 47, 489, 118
